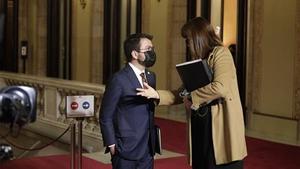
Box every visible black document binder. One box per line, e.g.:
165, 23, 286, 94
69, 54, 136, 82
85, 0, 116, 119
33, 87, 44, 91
176, 59, 213, 92
154, 125, 162, 154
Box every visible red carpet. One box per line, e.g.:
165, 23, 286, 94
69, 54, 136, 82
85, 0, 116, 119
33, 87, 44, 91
244, 137, 300, 169
2, 117, 300, 169
1, 155, 111, 169
1, 154, 191, 169
155, 156, 191, 169
155, 118, 187, 154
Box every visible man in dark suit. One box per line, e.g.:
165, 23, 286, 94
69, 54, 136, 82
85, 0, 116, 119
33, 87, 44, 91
99, 33, 159, 169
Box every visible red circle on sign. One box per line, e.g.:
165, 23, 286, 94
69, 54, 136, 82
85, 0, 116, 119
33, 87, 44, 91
71, 102, 79, 110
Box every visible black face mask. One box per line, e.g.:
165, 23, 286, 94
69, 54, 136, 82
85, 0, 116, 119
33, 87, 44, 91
139, 50, 156, 67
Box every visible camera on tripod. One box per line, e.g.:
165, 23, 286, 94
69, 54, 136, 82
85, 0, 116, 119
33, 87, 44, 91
0, 86, 37, 162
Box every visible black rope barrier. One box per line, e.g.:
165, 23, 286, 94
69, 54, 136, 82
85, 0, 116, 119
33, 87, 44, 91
0, 126, 70, 151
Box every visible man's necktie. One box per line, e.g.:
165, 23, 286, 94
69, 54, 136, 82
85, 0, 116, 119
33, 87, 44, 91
140, 72, 147, 88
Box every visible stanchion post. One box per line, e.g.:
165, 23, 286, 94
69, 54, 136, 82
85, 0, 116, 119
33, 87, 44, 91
77, 118, 83, 169
70, 122, 76, 169
66, 95, 94, 169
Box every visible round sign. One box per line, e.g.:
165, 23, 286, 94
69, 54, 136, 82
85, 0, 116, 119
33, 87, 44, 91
82, 101, 90, 109
71, 102, 79, 110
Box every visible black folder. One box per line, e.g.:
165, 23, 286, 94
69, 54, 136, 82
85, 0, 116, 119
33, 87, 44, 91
154, 125, 162, 154
176, 59, 213, 92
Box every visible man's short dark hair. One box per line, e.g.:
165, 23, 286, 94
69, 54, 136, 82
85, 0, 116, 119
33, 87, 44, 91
124, 33, 153, 63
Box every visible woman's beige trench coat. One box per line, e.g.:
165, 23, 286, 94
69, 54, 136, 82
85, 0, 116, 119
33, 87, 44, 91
158, 46, 247, 165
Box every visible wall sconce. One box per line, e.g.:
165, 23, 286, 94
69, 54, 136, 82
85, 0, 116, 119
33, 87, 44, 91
80, 0, 87, 9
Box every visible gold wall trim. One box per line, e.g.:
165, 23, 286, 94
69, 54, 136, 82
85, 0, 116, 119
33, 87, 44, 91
251, 0, 264, 111
253, 111, 298, 121
295, 0, 300, 119
90, 0, 104, 84
295, 0, 300, 142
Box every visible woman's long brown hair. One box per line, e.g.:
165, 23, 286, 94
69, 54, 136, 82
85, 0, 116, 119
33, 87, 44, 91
181, 17, 223, 60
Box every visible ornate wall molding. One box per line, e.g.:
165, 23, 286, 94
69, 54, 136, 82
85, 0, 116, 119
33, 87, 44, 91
168, 0, 186, 90
35, 0, 47, 76
248, 0, 264, 112
90, 0, 104, 84
295, 0, 300, 142
245, 0, 254, 116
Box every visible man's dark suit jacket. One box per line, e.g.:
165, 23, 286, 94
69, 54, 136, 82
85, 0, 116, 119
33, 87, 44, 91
100, 64, 157, 160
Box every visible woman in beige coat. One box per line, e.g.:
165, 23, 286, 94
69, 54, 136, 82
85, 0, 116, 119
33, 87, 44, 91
137, 17, 247, 169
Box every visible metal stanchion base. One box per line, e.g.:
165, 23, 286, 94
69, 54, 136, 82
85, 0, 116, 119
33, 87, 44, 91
70, 118, 83, 169
70, 122, 76, 169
